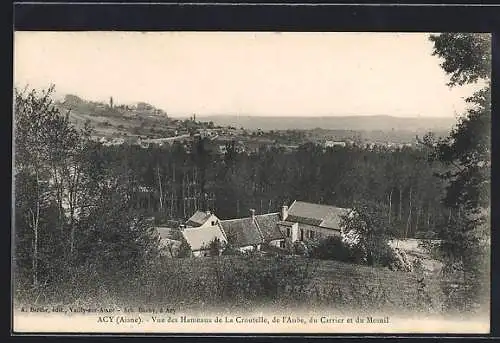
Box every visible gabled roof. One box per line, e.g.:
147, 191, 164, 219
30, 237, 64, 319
186, 210, 212, 227
287, 200, 349, 231
254, 213, 284, 241
220, 218, 263, 247
319, 208, 349, 230
182, 225, 227, 251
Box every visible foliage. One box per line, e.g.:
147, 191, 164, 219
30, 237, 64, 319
340, 201, 396, 267
14, 86, 162, 302
210, 255, 316, 307
429, 33, 491, 313
221, 242, 242, 256
207, 237, 222, 257
292, 240, 310, 256
72, 135, 450, 240
308, 236, 351, 262
384, 247, 413, 273
429, 33, 491, 87
177, 235, 192, 258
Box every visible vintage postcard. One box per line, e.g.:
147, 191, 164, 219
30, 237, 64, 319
12, 31, 491, 334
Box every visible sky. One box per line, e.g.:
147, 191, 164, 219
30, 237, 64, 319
14, 31, 484, 118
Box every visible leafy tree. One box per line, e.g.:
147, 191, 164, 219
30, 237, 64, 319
74, 189, 161, 288
309, 236, 350, 262
14, 86, 165, 303
208, 237, 222, 257
339, 200, 396, 266
221, 242, 242, 256
177, 235, 192, 258
14, 85, 82, 286
429, 33, 491, 87
429, 33, 491, 312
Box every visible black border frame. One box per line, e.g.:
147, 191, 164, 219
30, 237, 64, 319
9, 1, 500, 340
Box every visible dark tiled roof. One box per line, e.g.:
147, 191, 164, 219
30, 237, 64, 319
287, 200, 349, 231
254, 213, 284, 241
186, 210, 212, 227
220, 218, 263, 247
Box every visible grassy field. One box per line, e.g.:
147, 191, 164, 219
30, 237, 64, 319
55, 102, 179, 138
91, 255, 447, 315
15, 253, 452, 315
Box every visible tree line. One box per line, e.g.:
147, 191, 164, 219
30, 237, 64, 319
95, 138, 451, 240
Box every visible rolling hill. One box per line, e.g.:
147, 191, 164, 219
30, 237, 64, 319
54, 94, 455, 145
54, 94, 188, 139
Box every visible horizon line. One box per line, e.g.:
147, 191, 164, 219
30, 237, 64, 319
168, 113, 457, 119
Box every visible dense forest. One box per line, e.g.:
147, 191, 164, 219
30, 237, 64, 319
13, 33, 490, 314
94, 139, 449, 241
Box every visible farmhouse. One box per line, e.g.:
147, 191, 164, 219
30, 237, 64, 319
183, 225, 228, 257
183, 210, 228, 256
179, 201, 350, 256
220, 209, 284, 252
282, 200, 350, 242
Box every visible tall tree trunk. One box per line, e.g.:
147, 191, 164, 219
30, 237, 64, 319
32, 210, 38, 288
156, 165, 163, 212
171, 163, 176, 218
415, 201, 421, 236
399, 187, 403, 221
427, 201, 431, 229
32, 168, 40, 288
405, 186, 412, 238
388, 189, 393, 224
69, 163, 81, 257
52, 165, 64, 234
170, 191, 174, 218
182, 174, 186, 218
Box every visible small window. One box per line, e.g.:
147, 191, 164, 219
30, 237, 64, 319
286, 227, 291, 237
211, 221, 216, 226
279, 240, 285, 248
309, 230, 315, 239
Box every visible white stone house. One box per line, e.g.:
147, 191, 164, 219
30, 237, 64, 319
277, 200, 350, 243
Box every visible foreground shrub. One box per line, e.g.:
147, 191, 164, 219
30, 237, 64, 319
309, 236, 351, 262
211, 255, 316, 307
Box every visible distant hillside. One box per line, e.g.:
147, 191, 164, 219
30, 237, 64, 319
55, 94, 455, 145
197, 115, 457, 132
55, 94, 192, 139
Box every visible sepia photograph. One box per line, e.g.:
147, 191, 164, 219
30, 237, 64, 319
12, 31, 491, 334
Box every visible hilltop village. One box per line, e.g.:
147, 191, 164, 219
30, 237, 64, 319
58, 94, 431, 156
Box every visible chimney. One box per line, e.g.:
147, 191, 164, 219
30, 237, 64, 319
281, 205, 288, 221
249, 208, 256, 218
206, 210, 211, 216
